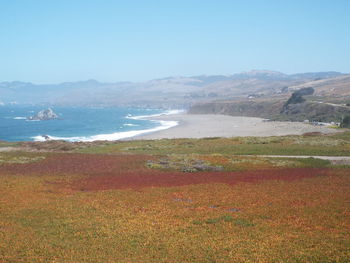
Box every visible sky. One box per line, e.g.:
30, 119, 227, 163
0, 0, 350, 83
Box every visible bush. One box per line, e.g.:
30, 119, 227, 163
296, 87, 315, 96
340, 116, 350, 128
233, 218, 255, 227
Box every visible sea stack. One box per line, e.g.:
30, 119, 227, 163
27, 108, 59, 121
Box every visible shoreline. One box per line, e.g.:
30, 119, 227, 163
1, 111, 342, 143
130, 114, 340, 140
30, 109, 182, 142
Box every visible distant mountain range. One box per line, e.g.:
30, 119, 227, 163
0, 70, 348, 108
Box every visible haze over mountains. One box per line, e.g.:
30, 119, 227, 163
0, 70, 348, 109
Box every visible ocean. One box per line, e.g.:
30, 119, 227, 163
0, 105, 180, 142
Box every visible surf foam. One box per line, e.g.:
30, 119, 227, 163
32, 109, 182, 142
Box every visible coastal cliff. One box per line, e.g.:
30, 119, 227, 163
189, 99, 350, 123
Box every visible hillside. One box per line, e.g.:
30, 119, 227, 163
189, 74, 350, 123
0, 71, 346, 108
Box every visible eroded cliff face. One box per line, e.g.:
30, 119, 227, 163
189, 99, 350, 123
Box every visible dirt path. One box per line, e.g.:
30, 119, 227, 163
312, 101, 350, 109
254, 155, 350, 165
0, 147, 18, 152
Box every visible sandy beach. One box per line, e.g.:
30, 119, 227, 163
134, 114, 339, 140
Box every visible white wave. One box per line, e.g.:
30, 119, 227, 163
13, 117, 27, 120
123, 123, 139, 127
163, 109, 186, 115
126, 109, 185, 120
32, 120, 178, 142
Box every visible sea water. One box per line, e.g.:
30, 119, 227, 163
0, 105, 181, 142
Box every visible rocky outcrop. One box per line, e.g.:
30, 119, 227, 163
27, 108, 59, 121
281, 87, 314, 113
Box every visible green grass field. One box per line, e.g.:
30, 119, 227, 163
76, 131, 350, 156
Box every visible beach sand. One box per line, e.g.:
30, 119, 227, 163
133, 114, 339, 140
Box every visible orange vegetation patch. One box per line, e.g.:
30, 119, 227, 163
0, 153, 332, 191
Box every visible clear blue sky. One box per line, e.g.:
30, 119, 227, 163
1, 0, 349, 83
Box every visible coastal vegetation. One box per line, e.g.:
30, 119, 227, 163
0, 131, 349, 262
75, 131, 350, 156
